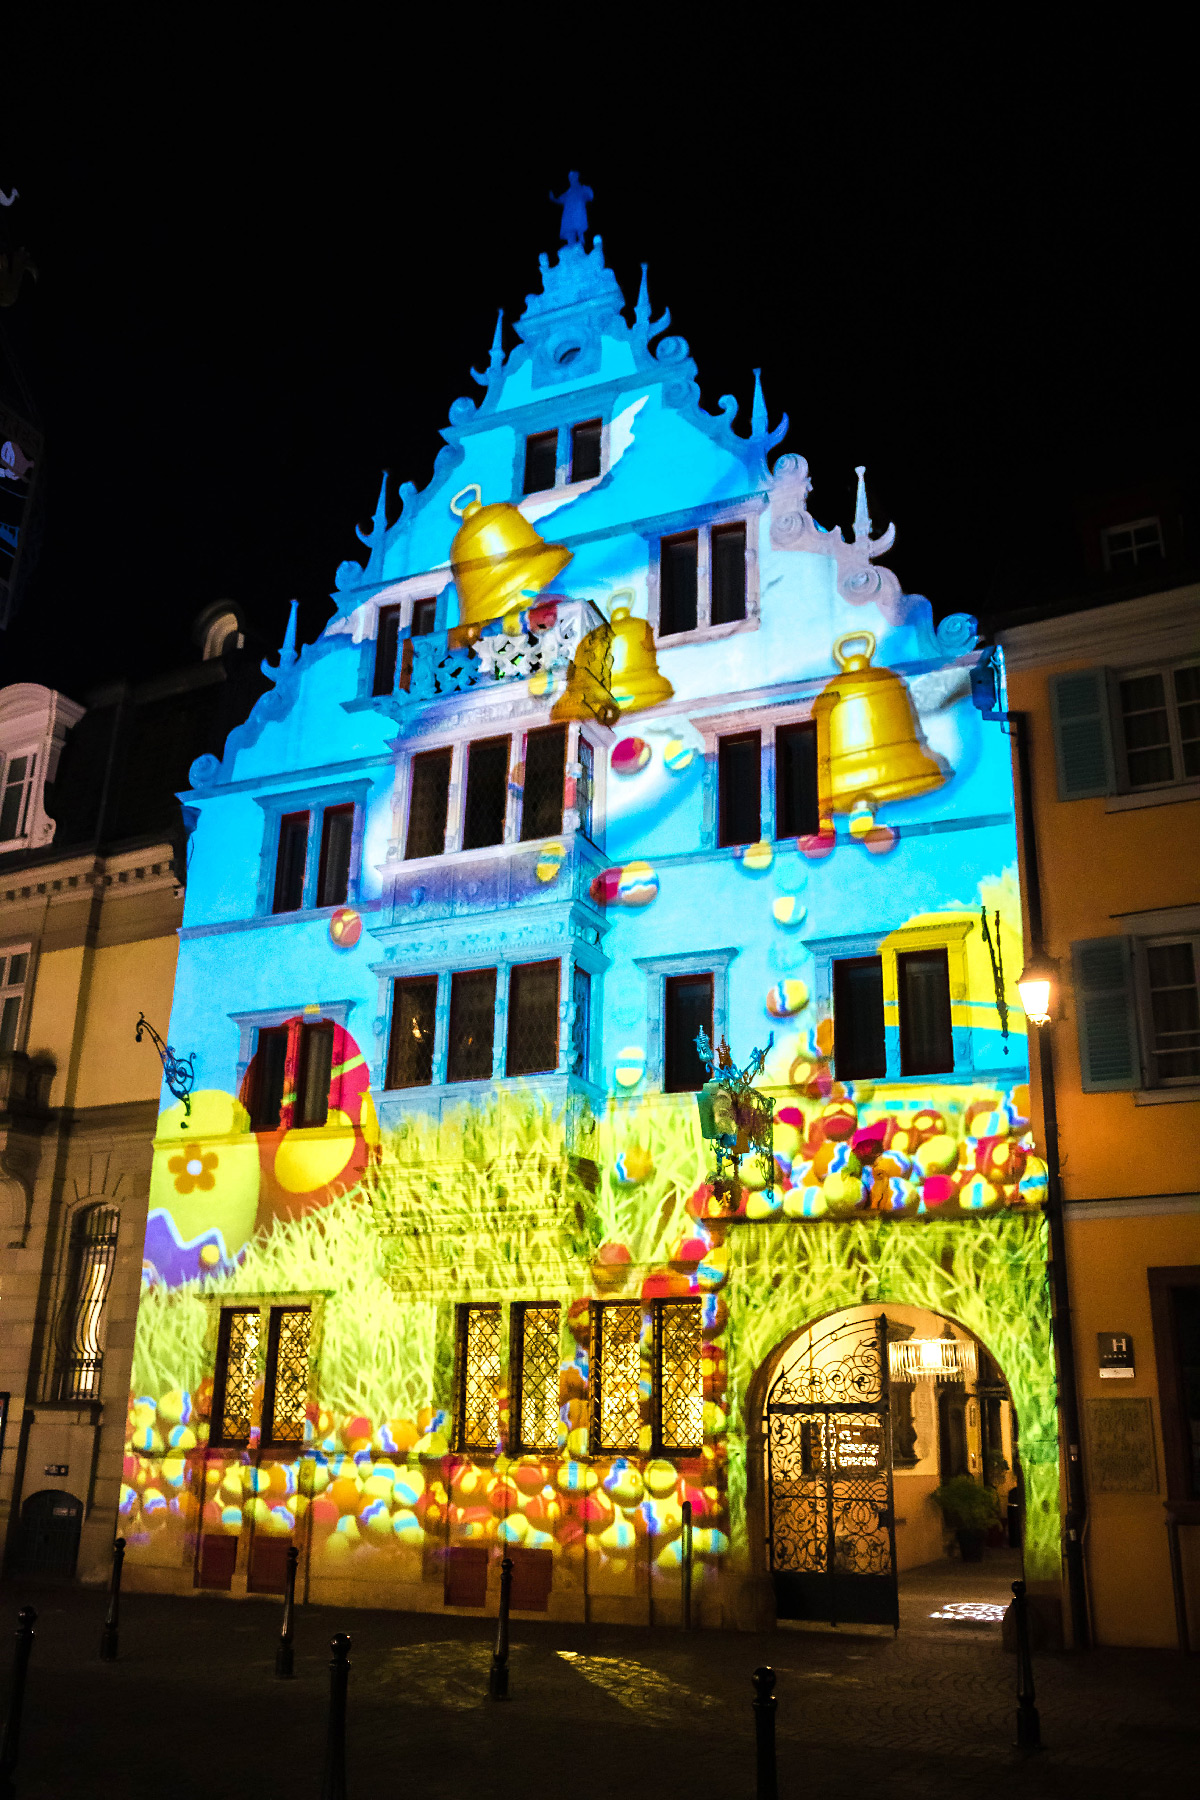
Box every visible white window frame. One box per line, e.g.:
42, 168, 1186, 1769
0, 745, 39, 847
1101, 516, 1165, 573
1111, 657, 1200, 794
1, 942, 33, 1055
648, 503, 763, 647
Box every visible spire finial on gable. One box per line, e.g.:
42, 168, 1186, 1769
853, 465, 872, 542
745, 369, 789, 457
488, 308, 505, 368
635, 263, 651, 328
355, 471, 391, 582
262, 598, 299, 683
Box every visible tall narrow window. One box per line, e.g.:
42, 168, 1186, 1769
456, 1304, 502, 1452
710, 522, 747, 625
898, 948, 954, 1075
576, 735, 594, 839
405, 747, 452, 860
462, 736, 509, 850
447, 968, 496, 1083
523, 431, 558, 495
571, 964, 591, 1078
512, 1303, 560, 1452
1166, 1284, 1200, 1498
295, 1023, 334, 1127
718, 731, 761, 847
591, 1302, 642, 1453
660, 533, 698, 636
53, 1204, 120, 1401
251, 1027, 289, 1131
273, 812, 309, 913
521, 726, 566, 840
262, 1306, 311, 1447
211, 1307, 261, 1446
655, 1299, 703, 1454
1119, 664, 1200, 788
1144, 939, 1200, 1082
570, 418, 602, 483
664, 973, 713, 1094
373, 605, 401, 696
411, 597, 438, 636
0, 753, 36, 844
775, 722, 819, 838
317, 804, 354, 908
0, 951, 29, 1055
833, 956, 886, 1078
506, 959, 560, 1077
387, 976, 438, 1088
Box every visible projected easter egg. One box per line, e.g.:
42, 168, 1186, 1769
739, 840, 773, 873
614, 1046, 646, 1089
328, 907, 362, 949
766, 980, 808, 1018
745, 1188, 782, 1220
799, 830, 836, 860
254, 1022, 379, 1227
783, 1186, 829, 1220
616, 862, 659, 906
613, 1145, 655, 1186
772, 895, 806, 927
1015, 1155, 1048, 1208
612, 736, 650, 776
913, 1134, 959, 1178
146, 1089, 261, 1284
536, 840, 566, 883
958, 1175, 1005, 1214
663, 738, 694, 773
528, 668, 552, 698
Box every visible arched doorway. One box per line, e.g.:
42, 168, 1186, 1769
753, 1304, 1020, 1629
16, 1490, 84, 1577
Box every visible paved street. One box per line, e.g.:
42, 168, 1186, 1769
2, 1558, 1196, 1799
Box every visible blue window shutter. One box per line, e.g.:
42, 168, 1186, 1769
1071, 937, 1140, 1092
1049, 670, 1114, 800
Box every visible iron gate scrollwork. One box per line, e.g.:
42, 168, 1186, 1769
766, 1313, 898, 1627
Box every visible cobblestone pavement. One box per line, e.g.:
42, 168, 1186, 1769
3, 1558, 1196, 1799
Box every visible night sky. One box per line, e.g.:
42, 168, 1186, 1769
1, 18, 1189, 700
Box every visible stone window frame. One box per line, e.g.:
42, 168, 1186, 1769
228, 1000, 359, 1102
632, 947, 740, 1093
804, 920, 974, 1083
646, 498, 765, 649
691, 701, 816, 852
253, 780, 373, 918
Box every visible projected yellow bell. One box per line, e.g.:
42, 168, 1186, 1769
607, 596, 673, 714
550, 620, 621, 726
813, 631, 947, 813
449, 484, 573, 628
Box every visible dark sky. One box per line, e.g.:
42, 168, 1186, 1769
1, 16, 1189, 700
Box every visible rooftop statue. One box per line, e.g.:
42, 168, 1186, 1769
550, 171, 593, 246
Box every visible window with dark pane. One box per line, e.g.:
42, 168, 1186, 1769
0, 753, 35, 843
520, 726, 566, 840
898, 948, 954, 1075
656, 1299, 703, 1454
263, 1306, 311, 1446
456, 1304, 502, 1452
833, 956, 886, 1078
446, 968, 497, 1083
1120, 672, 1175, 787
718, 730, 761, 847
571, 964, 591, 1077
659, 532, 698, 636
296, 1023, 333, 1127
212, 1307, 261, 1445
411, 597, 438, 636
710, 522, 747, 625
1145, 939, 1200, 1082
523, 430, 558, 495
507, 959, 560, 1077
664, 973, 714, 1094
1174, 664, 1200, 778
775, 722, 819, 838
1168, 1285, 1200, 1497
1, 951, 28, 1055
576, 734, 594, 839
570, 418, 602, 483
53, 1203, 120, 1401
273, 811, 309, 912
405, 747, 452, 859
463, 736, 509, 850
387, 976, 437, 1088
252, 1027, 289, 1130
1102, 517, 1165, 571
591, 1302, 642, 1452
512, 1303, 560, 1452
373, 605, 401, 696
317, 804, 354, 908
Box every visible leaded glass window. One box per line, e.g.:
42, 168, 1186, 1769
571, 964, 591, 1078
592, 1302, 642, 1453
264, 1306, 311, 1445
213, 1308, 261, 1445
457, 1304, 502, 1452
656, 1299, 703, 1454
513, 1303, 560, 1452
506, 960, 559, 1077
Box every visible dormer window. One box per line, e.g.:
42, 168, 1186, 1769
570, 419, 602, 484
1102, 517, 1165, 573
521, 420, 606, 497
0, 750, 37, 845
653, 514, 757, 643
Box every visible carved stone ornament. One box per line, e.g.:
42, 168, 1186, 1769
768, 454, 913, 627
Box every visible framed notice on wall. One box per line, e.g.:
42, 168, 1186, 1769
1085, 1397, 1158, 1494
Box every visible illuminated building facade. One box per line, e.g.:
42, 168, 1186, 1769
122, 204, 1059, 1630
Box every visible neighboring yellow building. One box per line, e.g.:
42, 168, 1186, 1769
1000, 582, 1200, 1648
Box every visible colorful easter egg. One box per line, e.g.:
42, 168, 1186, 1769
616, 861, 659, 906
766, 980, 808, 1018
959, 1175, 1005, 1214
783, 1186, 829, 1219
799, 830, 836, 860
873, 1176, 918, 1215
328, 907, 362, 949
823, 1170, 865, 1214
744, 1188, 782, 1220
663, 738, 694, 773
1016, 1155, 1049, 1208
528, 667, 552, 698
739, 840, 774, 873
535, 840, 566, 883
914, 1134, 960, 1177
557, 1461, 599, 1495
254, 1022, 379, 1229
696, 1243, 729, 1291
146, 1089, 261, 1288
614, 1046, 646, 1089
772, 895, 806, 927
644, 1460, 679, 1500
392, 1509, 425, 1549
918, 1174, 959, 1212
612, 737, 650, 776
847, 802, 877, 841
588, 867, 622, 906
613, 1145, 655, 1186
604, 1462, 645, 1508
820, 1100, 858, 1141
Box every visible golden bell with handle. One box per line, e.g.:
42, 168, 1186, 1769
813, 631, 947, 814
450, 484, 573, 629
550, 619, 621, 726
606, 593, 674, 714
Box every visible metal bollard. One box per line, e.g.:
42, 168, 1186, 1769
1012, 1580, 1042, 1752
681, 1499, 693, 1631
0, 1607, 37, 1800
489, 1554, 513, 1700
752, 1665, 777, 1800
319, 1632, 350, 1800
276, 1545, 300, 1679
100, 1537, 126, 1662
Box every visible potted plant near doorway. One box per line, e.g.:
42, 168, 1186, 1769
931, 1475, 1000, 1563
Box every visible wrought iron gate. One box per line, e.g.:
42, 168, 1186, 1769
766, 1313, 898, 1627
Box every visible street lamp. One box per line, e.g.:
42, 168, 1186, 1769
1017, 952, 1058, 1027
